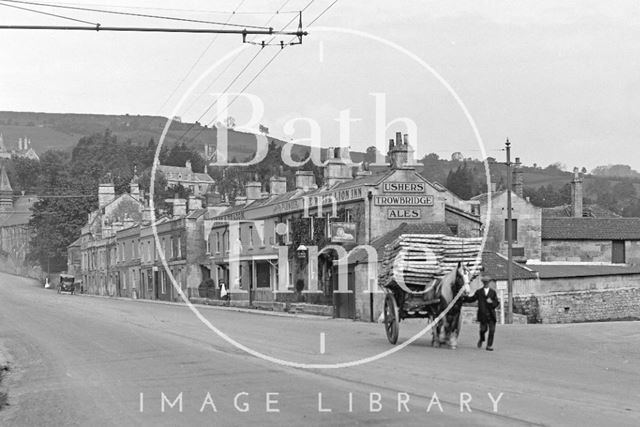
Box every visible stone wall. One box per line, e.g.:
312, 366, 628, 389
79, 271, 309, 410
625, 241, 640, 265
541, 239, 612, 262
514, 287, 640, 323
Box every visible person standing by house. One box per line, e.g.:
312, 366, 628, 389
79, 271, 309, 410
464, 274, 499, 351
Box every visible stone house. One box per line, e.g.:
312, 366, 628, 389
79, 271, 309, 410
78, 176, 144, 295
157, 160, 214, 197
472, 160, 542, 262
205, 132, 483, 320
0, 163, 37, 270
138, 196, 208, 302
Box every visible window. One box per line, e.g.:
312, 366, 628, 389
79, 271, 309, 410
161, 272, 166, 294
504, 219, 518, 241
177, 237, 182, 258
345, 208, 353, 223
170, 238, 174, 258
612, 240, 626, 264
216, 232, 220, 253
285, 218, 291, 244
249, 225, 254, 248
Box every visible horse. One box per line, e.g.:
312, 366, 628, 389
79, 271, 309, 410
431, 262, 479, 349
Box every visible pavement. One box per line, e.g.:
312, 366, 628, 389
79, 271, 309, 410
0, 271, 638, 426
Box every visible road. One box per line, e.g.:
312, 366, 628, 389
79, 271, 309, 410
0, 271, 638, 426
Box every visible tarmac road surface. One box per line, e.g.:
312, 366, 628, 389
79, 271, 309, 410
0, 271, 638, 426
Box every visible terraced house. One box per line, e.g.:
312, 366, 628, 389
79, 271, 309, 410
204, 133, 483, 320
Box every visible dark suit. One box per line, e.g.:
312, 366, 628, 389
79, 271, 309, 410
464, 287, 499, 348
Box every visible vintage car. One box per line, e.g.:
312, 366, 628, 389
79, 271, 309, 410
58, 274, 76, 295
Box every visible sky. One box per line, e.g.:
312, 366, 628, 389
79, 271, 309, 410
0, 0, 639, 171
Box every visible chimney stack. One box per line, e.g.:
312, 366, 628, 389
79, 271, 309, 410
270, 176, 287, 195
322, 147, 352, 187
166, 198, 186, 217
188, 195, 203, 212
142, 199, 153, 225
295, 170, 317, 191
512, 157, 523, 198
98, 182, 115, 209
245, 181, 262, 201
388, 132, 415, 170
571, 167, 583, 218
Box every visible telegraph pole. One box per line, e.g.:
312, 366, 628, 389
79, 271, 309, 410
505, 139, 513, 324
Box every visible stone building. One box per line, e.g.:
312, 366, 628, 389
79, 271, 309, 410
157, 160, 214, 196
137, 196, 208, 302
539, 169, 640, 264
472, 158, 542, 261
0, 162, 37, 270
78, 175, 144, 295
540, 217, 640, 264
204, 133, 482, 320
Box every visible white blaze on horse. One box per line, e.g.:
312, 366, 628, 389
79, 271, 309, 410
431, 262, 481, 349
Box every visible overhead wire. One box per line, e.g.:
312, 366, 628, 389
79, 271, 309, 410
180, 0, 294, 117
0, 0, 271, 29
155, 0, 247, 115
0, 0, 98, 25
171, 1, 312, 146
19, 1, 299, 15
206, 0, 334, 128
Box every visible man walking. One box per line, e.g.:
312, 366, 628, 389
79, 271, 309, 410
464, 274, 499, 351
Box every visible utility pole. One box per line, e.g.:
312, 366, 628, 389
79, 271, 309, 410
505, 139, 513, 324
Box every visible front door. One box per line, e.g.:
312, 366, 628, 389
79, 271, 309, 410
333, 265, 356, 319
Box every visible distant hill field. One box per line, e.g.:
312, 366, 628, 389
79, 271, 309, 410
0, 111, 365, 163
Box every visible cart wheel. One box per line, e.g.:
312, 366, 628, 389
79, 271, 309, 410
384, 293, 400, 345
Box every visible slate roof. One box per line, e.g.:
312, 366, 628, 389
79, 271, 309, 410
209, 169, 451, 220
481, 252, 538, 280
527, 263, 640, 279
541, 217, 640, 240
348, 222, 454, 264
542, 204, 620, 218
445, 204, 482, 223
157, 165, 214, 182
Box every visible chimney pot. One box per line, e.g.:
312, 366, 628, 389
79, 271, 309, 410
395, 132, 402, 145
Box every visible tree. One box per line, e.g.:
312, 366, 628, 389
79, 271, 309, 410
28, 163, 97, 272
161, 142, 206, 172
446, 162, 476, 199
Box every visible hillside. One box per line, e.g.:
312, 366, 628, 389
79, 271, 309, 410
0, 111, 365, 163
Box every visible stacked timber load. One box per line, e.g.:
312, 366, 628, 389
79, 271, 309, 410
379, 234, 482, 288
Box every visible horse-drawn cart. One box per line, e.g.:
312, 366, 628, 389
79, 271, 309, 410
379, 234, 483, 346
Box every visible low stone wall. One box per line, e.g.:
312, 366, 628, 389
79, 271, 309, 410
514, 287, 640, 323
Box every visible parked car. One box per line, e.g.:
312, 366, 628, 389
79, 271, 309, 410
58, 274, 76, 295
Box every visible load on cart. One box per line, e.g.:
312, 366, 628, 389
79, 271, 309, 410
379, 234, 482, 349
